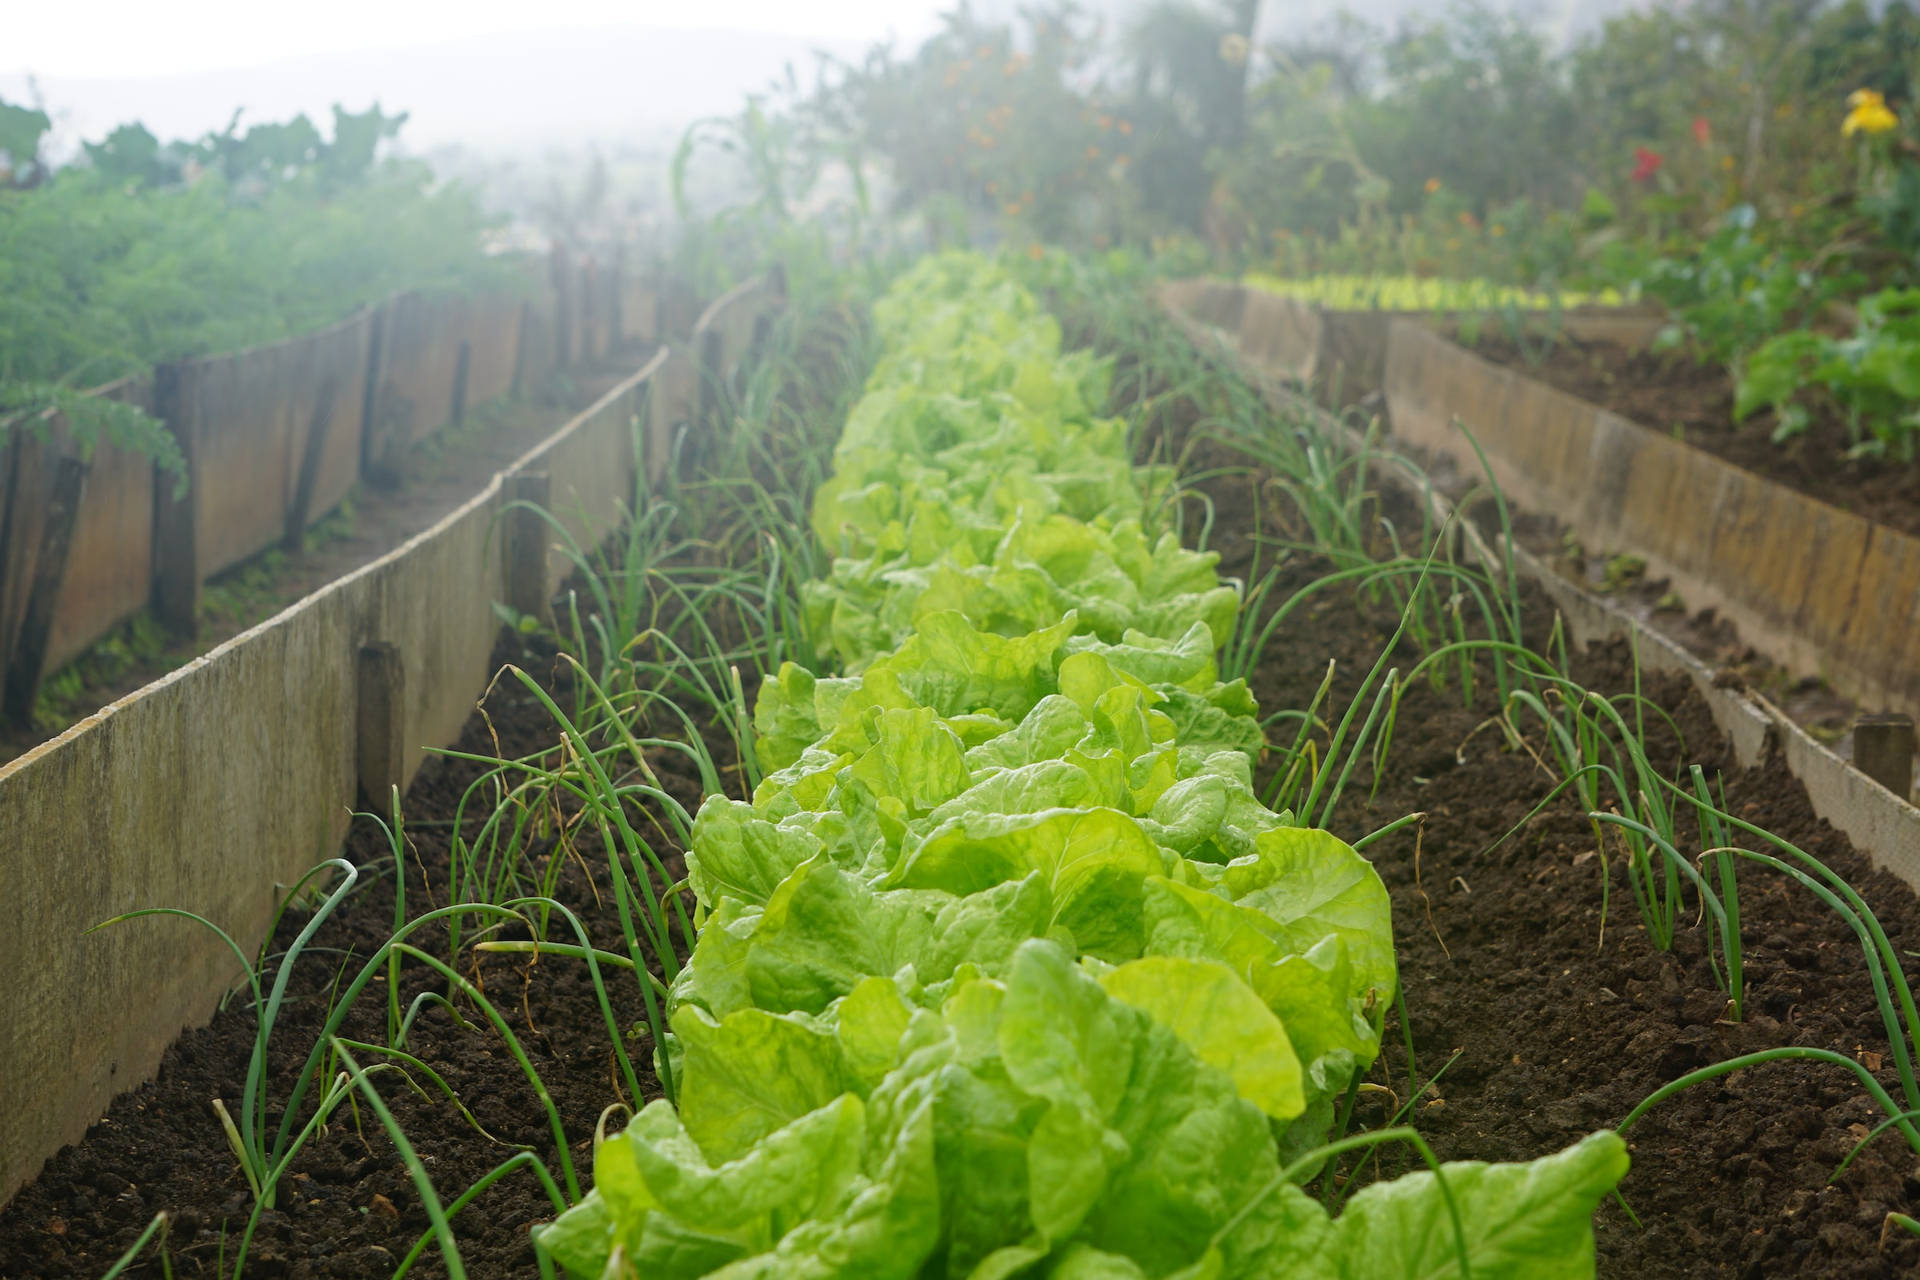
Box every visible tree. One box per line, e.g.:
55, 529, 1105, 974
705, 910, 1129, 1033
0, 93, 51, 188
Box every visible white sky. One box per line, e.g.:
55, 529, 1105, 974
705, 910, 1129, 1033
7, 1, 950, 79
2, 1, 967, 152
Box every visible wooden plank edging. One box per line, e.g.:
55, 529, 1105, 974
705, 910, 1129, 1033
1159, 295, 1920, 900
0, 341, 681, 1204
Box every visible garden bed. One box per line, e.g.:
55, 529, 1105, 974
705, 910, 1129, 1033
0, 628, 715, 1278
8, 271, 1920, 1280
10, 474, 1917, 1278
1456, 330, 1920, 542
0, 353, 651, 766
1192, 447, 1920, 1278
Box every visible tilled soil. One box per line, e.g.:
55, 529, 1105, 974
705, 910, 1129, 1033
1458, 330, 1920, 541
8, 334, 1920, 1279
1196, 444, 1920, 1279
0, 630, 726, 1280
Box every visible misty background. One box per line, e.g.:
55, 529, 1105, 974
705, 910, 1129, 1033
4, 0, 1632, 234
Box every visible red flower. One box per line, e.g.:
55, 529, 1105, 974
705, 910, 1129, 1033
1691, 116, 1711, 145
1631, 146, 1664, 182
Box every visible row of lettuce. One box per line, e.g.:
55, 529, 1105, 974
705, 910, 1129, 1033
537, 254, 1628, 1277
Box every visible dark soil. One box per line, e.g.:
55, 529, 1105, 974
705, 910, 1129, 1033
8, 314, 1920, 1279
0, 623, 735, 1279
1457, 331, 1920, 541
1189, 432, 1920, 1279
2, 353, 652, 766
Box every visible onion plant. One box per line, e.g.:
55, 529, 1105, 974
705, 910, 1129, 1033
1605, 782, 1920, 1144
88, 858, 362, 1214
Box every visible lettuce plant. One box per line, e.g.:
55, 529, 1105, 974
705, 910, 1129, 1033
534, 253, 1626, 1278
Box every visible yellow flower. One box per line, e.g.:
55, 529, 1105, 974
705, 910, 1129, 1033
1219, 33, 1250, 66
1721, 154, 1736, 170
1490, 223, 1506, 237
1843, 88, 1898, 137
1424, 177, 1441, 194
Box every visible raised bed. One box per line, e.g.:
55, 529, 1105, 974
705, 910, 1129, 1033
11, 260, 1920, 1279
1456, 329, 1920, 542
1146, 298, 1920, 1274
0, 277, 781, 1208
1160, 280, 1920, 795
1158, 279, 1664, 408
0, 251, 674, 730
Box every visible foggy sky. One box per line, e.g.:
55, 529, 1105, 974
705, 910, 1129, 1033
5, 0, 1632, 157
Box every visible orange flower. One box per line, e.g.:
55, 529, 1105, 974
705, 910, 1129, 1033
1424, 177, 1441, 194
1097, 114, 1113, 129
1118, 120, 1133, 135
1004, 202, 1022, 216
1027, 243, 1046, 260
1086, 145, 1101, 160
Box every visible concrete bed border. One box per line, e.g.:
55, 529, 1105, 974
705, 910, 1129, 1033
1160, 281, 1920, 737
1156, 285, 1920, 902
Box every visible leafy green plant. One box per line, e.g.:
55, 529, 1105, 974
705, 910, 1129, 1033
1244, 272, 1607, 312
517, 251, 1627, 1275
1638, 205, 1859, 368
1736, 286, 1920, 457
